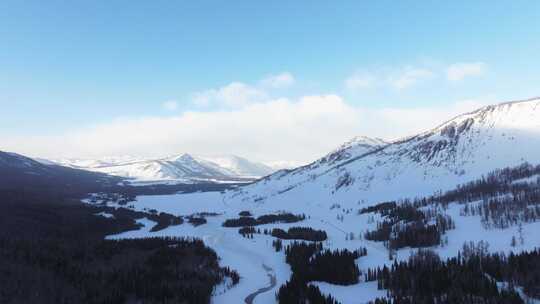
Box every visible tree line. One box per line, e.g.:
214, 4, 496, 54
361, 162, 540, 231
363, 202, 455, 252
0, 236, 240, 304
366, 244, 540, 304
238, 226, 327, 242
270, 227, 328, 242
222, 212, 305, 227
0, 189, 238, 304
276, 241, 367, 303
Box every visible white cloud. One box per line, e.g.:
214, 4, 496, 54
345, 66, 435, 91
2, 95, 493, 164
162, 100, 178, 111
345, 73, 376, 91
193, 72, 295, 108
389, 67, 434, 90
259, 72, 295, 89
446, 62, 487, 81
3, 63, 498, 164
346, 61, 489, 92
192, 82, 268, 108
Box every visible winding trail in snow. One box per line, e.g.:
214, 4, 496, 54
244, 264, 276, 304
318, 218, 347, 234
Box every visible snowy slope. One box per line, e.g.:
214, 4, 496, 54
52, 154, 276, 183
229, 97, 540, 208
241, 135, 387, 192
194, 155, 275, 178
98, 180, 540, 304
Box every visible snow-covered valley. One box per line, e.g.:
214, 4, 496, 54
93, 185, 540, 303
86, 98, 540, 303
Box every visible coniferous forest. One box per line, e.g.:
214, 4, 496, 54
363, 202, 455, 250
276, 241, 367, 303
360, 163, 540, 254
0, 190, 239, 304
222, 212, 306, 227
270, 227, 328, 242
365, 245, 540, 304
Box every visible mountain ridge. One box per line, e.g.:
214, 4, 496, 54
229, 97, 540, 207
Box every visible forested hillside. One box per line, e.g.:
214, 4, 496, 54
0, 189, 238, 304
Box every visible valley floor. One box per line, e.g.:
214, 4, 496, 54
96, 189, 540, 304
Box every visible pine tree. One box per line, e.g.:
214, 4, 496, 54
518, 223, 524, 245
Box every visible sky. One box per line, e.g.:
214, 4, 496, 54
1, 1, 540, 164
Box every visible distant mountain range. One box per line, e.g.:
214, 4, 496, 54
8, 96, 540, 194
46, 154, 280, 183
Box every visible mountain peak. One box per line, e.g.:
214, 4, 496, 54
168, 153, 195, 163
345, 135, 388, 146
335, 136, 388, 152
319, 135, 388, 167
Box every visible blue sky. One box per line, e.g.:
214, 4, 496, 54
2, 1, 540, 161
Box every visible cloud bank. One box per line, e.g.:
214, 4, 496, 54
346, 62, 489, 92
446, 62, 487, 81
192, 82, 268, 108
2, 67, 495, 164
259, 72, 295, 89
162, 100, 178, 111
3, 95, 492, 163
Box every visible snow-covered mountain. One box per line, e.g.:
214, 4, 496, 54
240, 135, 388, 195
194, 155, 277, 178
52, 154, 276, 183
230, 97, 540, 207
